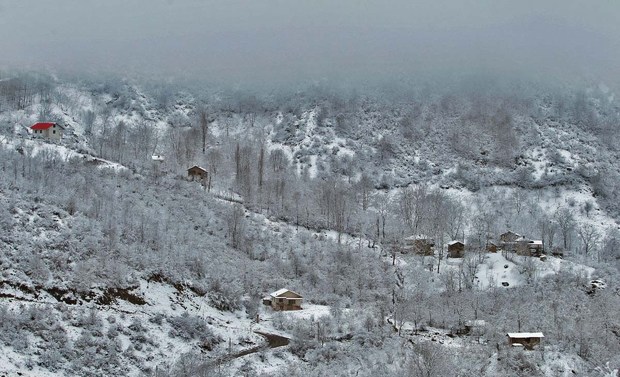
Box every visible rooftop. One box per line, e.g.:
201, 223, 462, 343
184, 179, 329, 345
188, 165, 207, 172
465, 319, 486, 327
507, 332, 544, 338
270, 288, 302, 298
405, 234, 432, 241
31, 122, 57, 130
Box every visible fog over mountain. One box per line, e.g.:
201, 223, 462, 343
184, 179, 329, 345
1, 1, 619, 85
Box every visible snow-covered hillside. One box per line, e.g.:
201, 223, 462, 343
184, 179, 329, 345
1, 72, 619, 376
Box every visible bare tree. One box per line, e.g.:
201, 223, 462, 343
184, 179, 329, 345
206, 148, 222, 192
555, 207, 574, 250
399, 185, 429, 234
226, 204, 246, 250
198, 108, 209, 154
600, 228, 620, 263
82, 109, 96, 136
355, 173, 373, 211
462, 253, 479, 289
257, 146, 265, 209
268, 148, 289, 173
410, 343, 453, 377
577, 223, 600, 257
374, 193, 391, 241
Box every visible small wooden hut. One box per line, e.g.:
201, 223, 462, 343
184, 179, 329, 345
404, 235, 435, 256
187, 165, 208, 181
507, 332, 544, 350
448, 241, 465, 258
486, 241, 498, 253
516, 239, 544, 257
500, 231, 521, 252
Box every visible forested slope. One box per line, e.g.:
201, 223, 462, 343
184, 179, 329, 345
0, 71, 619, 376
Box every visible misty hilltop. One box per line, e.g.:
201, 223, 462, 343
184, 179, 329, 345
1, 1, 619, 84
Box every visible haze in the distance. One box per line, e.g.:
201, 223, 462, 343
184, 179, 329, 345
1, 0, 619, 86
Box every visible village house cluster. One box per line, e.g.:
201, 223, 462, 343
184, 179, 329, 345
403, 230, 562, 260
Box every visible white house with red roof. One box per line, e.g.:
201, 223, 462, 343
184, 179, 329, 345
30, 122, 65, 140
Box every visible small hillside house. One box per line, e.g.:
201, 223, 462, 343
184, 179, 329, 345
187, 165, 208, 181
527, 240, 544, 256
31, 122, 64, 140
515, 239, 544, 257
464, 320, 486, 336
500, 231, 521, 252
404, 235, 435, 256
448, 241, 465, 258
486, 241, 498, 253
507, 332, 544, 350
262, 289, 303, 311
500, 231, 521, 243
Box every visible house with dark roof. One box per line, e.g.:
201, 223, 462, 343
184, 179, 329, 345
516, 239, 544, 257
448, 240, 465, 258
31, 122, 65, 140
187, 165, 207, 181
403, 235, 435, 256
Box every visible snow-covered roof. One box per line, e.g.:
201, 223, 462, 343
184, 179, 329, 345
448, 240, 464, 246
151, 155, 164, 161
528, 240, 543, 245
405, 234, 432, 241
507, 332, 544, 338
270, 288, 302, 298
188, 165, 207, 172
465, 320, 486, 327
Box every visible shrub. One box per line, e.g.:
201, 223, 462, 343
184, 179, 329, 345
167, 313, 222, 349
208, 290, 241, 312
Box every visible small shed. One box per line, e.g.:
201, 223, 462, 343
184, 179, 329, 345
500, 231, 521, 243
500, 231, 522, 252
515, 239, 544, 257
527, 240, 544, 256
31, 122, 65, 140
265, 288, 303, 311
187, 165, 208, 181
486, 241, 498, 253
507, 332, 544, 350
404, 235, 435, 256
448, 241, 465, 258
464, 319, 486, 336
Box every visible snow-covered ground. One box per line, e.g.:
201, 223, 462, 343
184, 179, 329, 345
0, 135, 128, 172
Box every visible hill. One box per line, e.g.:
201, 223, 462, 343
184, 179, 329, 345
0, 71, 619, 376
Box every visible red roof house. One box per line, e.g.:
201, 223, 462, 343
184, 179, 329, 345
31, 122, 65, 140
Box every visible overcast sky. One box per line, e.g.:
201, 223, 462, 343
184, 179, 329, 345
1, 1, 619, 86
